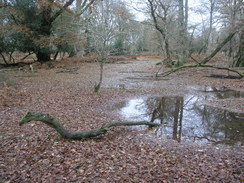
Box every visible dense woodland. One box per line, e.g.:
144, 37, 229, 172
0, 0, 243, 67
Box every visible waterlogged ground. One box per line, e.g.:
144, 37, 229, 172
112, 87, 244, 145
0, 59, 244, 182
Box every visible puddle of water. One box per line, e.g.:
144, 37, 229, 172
114, 87, 244, 145
189, 86, 244, 99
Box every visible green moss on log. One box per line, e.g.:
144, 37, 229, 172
19, 112, 160, 140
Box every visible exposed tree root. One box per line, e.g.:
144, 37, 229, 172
19, 112, 160, 140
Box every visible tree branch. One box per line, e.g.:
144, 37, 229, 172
158, 64, 243, 78
201, 31, 237, 64
76, 0, 96, 16
19, 112, 160, 140
50, 0, 75, 23
156, 28, 243, 78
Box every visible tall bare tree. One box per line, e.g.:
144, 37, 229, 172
147, 0, 173, 63
177, 0, 187, 64
198, 0, 216, 54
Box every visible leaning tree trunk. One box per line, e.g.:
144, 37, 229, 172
157, 30, 243, 78
201, 31, 237, 64
19, 112, 160, 140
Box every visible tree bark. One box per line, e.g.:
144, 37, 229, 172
201, 31, 237, 64
235, 29, 244, 67
156, 29, 243, 78
36, 51, 51, 62
184, 0, 188, 30
94, 61, 104, 93
207, 0, 215, 53
178, 0, 187, 64
19, 112, 160, 140
36, 0, 53, 62
0, 53, 8, 65
158, 63, 243, 78
36, 0, 94, 62
148, 0, 171, 62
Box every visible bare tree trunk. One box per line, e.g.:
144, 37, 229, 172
228, 0, 237, 58
235, 29, 244, 67
148, 0, 171, 62
184, 0, 189, 57
184, 0, 188, 30
198, 0, 215, 54
201, 31, 237, 64
0, 53, 8, 65
94, 61, 104, 93
53, 51, 59, 61
157, 30, 243, 78
178, 0, 187, 64
207, 0, 215, 53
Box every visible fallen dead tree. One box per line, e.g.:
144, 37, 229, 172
159, 63, 244, 78
157, 29, 244, 78
19, 112, 160, 140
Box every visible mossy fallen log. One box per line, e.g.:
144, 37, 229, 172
156, 29, 244, 79
19, 112, 160, 140
158, 64, 244, 78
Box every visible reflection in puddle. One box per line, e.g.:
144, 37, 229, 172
117, 87, 244, 145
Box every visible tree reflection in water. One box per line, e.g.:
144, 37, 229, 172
119, 87, 244, 145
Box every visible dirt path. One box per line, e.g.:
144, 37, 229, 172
0, 60, 243, 182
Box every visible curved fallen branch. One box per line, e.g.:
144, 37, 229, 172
19, 112, 160, 140
158, 64, 244, 78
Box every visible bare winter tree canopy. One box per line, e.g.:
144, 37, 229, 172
0, 0, 243, 66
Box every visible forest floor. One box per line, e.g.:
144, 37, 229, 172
0, 56, 244, 182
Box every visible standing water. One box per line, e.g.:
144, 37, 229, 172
114, 86, 244, 145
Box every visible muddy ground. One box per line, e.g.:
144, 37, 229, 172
0, 59, 243, 182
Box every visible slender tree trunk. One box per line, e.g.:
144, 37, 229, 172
184, 0, 188, 30
148, 0, 171, 62
229, 0, 237, 58
235, 29, 244, 67
206, 0, 215, 53
0, 53, 8, 65
9, 51, 15, 63
94, 61, 104, 93
198, 0, 215, 54
164, 36, 171, 62
202, 31, 237, 64
178, 0, 186, 64
53, 51, 59, 61
184, 0, 189, 57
